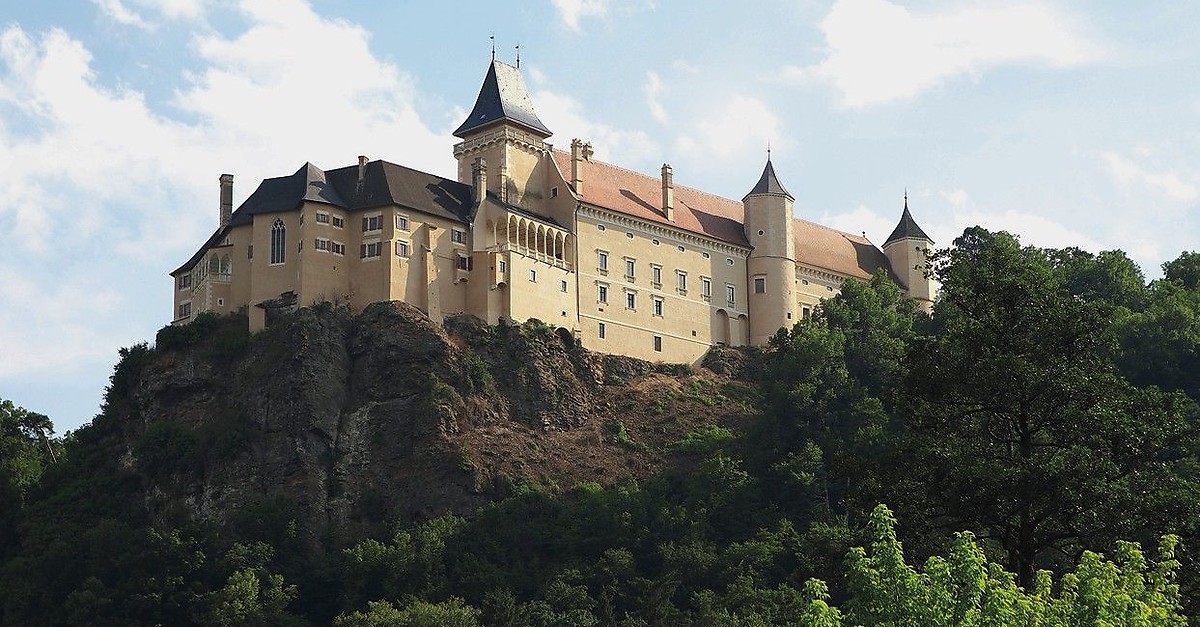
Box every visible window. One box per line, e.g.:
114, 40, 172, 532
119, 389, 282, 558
597, 224, 606, 231
529, 269, 537, 282
457, 255, 472, 270
652, 296, 664, 317
298, 211, 304, 226
726, 284, 736, 305
270, 218, 286, 264
360, 241, 382, 258
498, 260, 507, 274
314, 238, 329, 251
598, 284, 609, 303
395, 214, 409, 231
560, 279, 568, 292
651, 264, 662, 288
653, 336, 662, 352
332, 215, 345, 228
625, 291, 636, 310
598, 322, 606, 339
598, 251, 608, 273
331, 241, 345, 255
395, 240, 409, 257
701, 277, 712, 301
551, 186, 558, 198
451, 229, 465, 244
248, 244, 253, 259
802, 306, 812, 319
624, 258, 635, 280
726, 257, 734, 266
178, 273, 191, 290
625, 232, 634, 239
178, 301, 192, 319
754, 276, 766, 294
676, 271, 687, 293
362, 214, 382, 232
316, 211, 330, 224
652, 239, 660, 246
677, 245, 685, 252
702, 252, 710, 259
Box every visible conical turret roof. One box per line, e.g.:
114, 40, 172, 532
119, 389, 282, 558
743, 158, 792, 200
884, 195, 932, 246
453, 60, 551, 139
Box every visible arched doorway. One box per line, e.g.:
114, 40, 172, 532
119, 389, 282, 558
714, 309, 730, 345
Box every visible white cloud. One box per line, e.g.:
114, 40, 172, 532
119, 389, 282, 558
675, 95, 780, 162
788, 0, 1102, 107
533, 87, 659, 167
1102, 151, 1198, 202
644, 70, 667, 123
940, 188, 969, 209
91, 0, 153, 29
952, 209, 1104, 252
0, 0, 451, 382
820, 204, 896, 246
551, 0, 610, 31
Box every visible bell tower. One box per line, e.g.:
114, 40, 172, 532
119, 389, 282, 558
452, 59, 554, 215
743, 157, 798, 345
883, 193, 935, 311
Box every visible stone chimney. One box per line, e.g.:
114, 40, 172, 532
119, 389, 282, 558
472, 157, 487, 206
219, 174, 234, 227
357, 155, 369, 191
661, 164, 674, 222
570, 139, 585, 195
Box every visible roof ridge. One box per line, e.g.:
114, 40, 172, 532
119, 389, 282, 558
552, 149, 744, 208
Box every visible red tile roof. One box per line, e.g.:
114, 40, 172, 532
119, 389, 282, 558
551, 150, 897, 283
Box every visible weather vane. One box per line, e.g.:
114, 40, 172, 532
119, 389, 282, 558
490, 34, 495, 61
515, 44, 520, 68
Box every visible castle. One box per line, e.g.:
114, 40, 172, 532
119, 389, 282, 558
171, 59, 934, 363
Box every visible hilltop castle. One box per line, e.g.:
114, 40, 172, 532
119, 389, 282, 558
171, 59, 934, 363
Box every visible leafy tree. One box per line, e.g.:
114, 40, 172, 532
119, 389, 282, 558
900, 228, 1200, 587
334, 598, 481, 627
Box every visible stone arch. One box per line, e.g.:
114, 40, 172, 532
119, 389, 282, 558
714, 309, 730, 345
736, 314, 750, 346
555, 326, 574, 348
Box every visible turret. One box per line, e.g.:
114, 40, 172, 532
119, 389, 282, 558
883, 193, 935, 310
452, 59, 553, 214
742, 157, 797, 345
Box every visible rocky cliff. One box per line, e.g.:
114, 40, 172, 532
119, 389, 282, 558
111, 303, 756, 550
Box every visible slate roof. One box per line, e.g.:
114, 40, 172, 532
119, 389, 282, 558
884, 198, 932, 246
173, 160, 473, 275
453, 61, 552, 139
550, 150, 899, 282
745, 159, 793, 200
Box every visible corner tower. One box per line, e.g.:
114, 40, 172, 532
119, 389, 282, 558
452, 60, 554, 215
743, 158, 798, 345
883, 194, 935, 311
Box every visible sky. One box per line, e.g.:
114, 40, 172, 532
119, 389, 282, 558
0, 0, 1196, 432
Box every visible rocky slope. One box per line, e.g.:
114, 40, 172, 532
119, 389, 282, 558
112, 303, 757, 550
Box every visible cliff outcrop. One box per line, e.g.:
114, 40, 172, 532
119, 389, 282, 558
113, 303, 756, 549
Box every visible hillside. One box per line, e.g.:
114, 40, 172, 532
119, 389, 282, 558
107, 302, 757, 547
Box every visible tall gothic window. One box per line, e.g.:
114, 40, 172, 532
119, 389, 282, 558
271, 218, 286, 264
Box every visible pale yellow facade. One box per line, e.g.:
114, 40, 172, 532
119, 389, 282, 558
171, 59, 935, 364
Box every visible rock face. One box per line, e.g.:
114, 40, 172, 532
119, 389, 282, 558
116, 303, 753, 550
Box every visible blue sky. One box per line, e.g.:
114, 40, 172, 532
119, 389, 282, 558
1, 0, 1196, 432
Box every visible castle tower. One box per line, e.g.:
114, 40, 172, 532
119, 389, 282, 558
883, 193, 935, 311
452, 59, 553, 215
743, 158, 798, 345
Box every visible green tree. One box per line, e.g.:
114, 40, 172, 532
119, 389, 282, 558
901, 228, 1200, 588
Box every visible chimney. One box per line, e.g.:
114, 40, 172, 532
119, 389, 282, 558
570, 139, 585, 195
357, 155, 369, 191
472, 157, 487, 206
661, 163, 674, 222
219, 174, 234, 227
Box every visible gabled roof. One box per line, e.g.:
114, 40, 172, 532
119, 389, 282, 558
884, 197, 932, 246
551, 150, 749, 247
174, 160, 473, 275
550, 150, 898, 282
745, 159, 793, 200
453, 60, 551, 139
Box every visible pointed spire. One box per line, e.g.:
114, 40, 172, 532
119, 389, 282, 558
885, 192, 932, 246
744, 157, 793, 200
454, 58, 551, 139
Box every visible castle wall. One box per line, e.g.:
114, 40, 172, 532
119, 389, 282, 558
574, 206, 750, 364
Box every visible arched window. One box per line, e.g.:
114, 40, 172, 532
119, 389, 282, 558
220, 255, 232, 276
208, 255, 220, 274
271, 219, 286, 264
